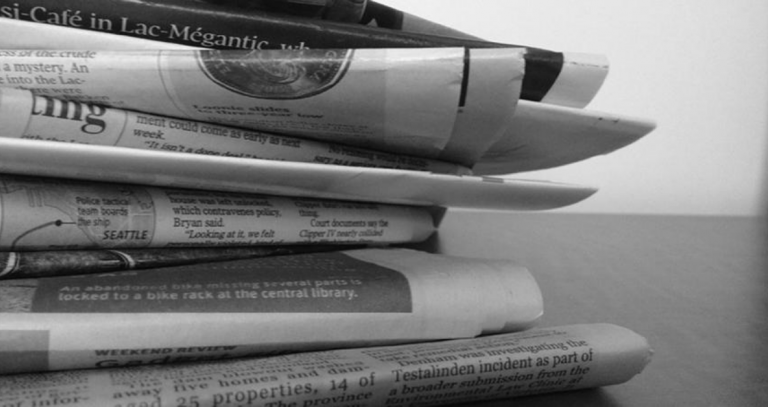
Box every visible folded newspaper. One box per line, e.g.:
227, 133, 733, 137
0, 174, 435, 250
0, 248, 543, 374
0, 87, 471, 174
0, 21, 656, 173
0, 323, 652, 405
0, 0, 607, 108
0, 47, 522, 164
0, 138, 597, 211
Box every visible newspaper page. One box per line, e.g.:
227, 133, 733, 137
0, 0, 577, 106
0, 48, 523, 160
0, 88, 470, 174
0, 245, 345, 280
0, 174, 435, 250
0, 248, 543, 374
0, 138, 598, 211
0, 323, 651, 405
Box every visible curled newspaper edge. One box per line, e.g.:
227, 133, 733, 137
473, 101, 658, 175
0, 138, 597, 211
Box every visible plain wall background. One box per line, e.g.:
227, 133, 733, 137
378, 0, 768, 216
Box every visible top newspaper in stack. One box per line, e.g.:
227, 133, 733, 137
0, 0, 609, 108
0, 322, 652, 404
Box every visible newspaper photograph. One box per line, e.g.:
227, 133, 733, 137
0, 47, 522, 160
0, 174, 435, 251
0, 323, 651, 405
0, 248, 543, 374
0, 88, 470, 174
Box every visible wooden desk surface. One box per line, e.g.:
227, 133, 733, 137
414, 211, 768, 407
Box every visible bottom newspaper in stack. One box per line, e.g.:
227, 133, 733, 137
0, 247, 652, 406
0, 322, 651, 406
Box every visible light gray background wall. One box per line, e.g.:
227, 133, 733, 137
380, 0, 768, 216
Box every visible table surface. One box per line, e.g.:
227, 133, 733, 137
411, 211, 768, 407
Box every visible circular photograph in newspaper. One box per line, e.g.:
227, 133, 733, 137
196, 49, 353, 99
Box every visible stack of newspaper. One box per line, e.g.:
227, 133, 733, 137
0, 1, 654, 405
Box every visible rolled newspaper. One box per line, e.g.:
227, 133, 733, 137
0, 47, 522, 162
0, 174, 435, 250
0, 323, 651, 404
0, 248, 543, 374
0, 88, 471, 174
